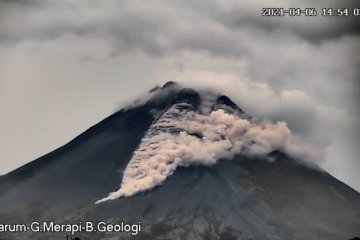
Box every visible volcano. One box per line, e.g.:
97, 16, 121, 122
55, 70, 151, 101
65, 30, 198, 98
0, 82, 359, 240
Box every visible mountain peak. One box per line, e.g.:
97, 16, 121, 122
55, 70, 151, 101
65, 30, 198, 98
174, 88, 201, 108
161, 81, 178, 89
215, 95, 244, 113
147, 81, 243, 114
1, 81, 360, 240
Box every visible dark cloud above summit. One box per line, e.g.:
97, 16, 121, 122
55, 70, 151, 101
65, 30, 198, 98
1, 0, 358, 105
1, 0, 359, 50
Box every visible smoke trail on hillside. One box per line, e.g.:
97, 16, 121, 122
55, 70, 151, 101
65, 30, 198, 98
96, 101, 319, 203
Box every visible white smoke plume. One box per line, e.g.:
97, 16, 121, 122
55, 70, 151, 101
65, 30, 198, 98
96, 101, 320, 203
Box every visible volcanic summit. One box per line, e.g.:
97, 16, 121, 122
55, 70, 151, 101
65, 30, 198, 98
0, 82, 359, 240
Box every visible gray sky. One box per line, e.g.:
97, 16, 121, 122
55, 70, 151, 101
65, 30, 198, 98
1, 0, 359, 191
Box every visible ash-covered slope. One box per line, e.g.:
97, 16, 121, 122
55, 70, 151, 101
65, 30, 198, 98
0, 82, 359, 240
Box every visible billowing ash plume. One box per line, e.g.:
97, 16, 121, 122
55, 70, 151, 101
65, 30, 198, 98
96, 95, 319, 203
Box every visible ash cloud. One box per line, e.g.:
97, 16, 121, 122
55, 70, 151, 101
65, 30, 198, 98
97, 99, 319, 203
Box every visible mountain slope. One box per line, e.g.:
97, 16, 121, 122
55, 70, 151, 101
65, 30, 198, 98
0, 82, 359, 240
